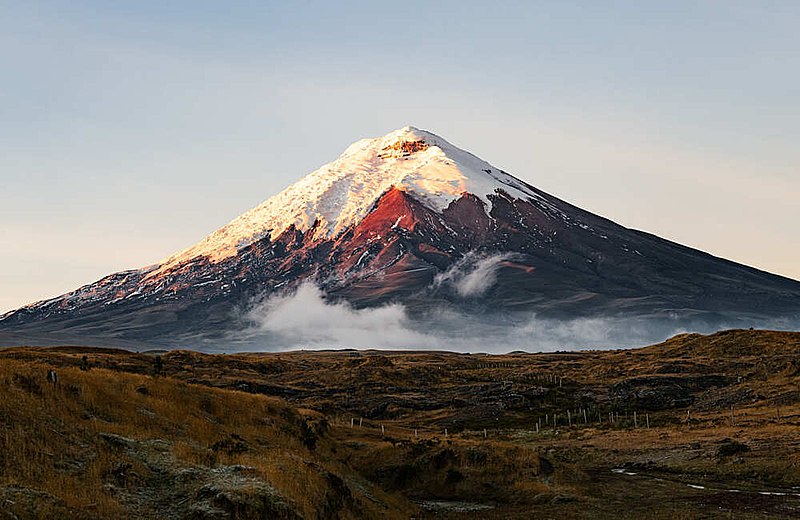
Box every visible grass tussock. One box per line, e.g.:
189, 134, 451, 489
0, 358, 413, 519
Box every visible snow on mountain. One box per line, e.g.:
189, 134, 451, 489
159, 126, 540, 270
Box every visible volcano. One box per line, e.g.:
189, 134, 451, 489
2, 126, 799, 349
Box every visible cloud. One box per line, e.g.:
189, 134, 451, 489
433, 252, 513, 297
227, 281, 739, 353
240, 283, 438, 349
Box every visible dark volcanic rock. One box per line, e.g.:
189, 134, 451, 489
610, 375, 732, 410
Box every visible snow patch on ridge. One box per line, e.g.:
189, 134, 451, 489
158, 126, 541, 270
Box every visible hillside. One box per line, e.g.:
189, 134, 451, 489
0, 352, 412, 519
3, 329, 800, 518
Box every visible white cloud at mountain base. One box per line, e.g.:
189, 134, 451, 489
232, 282, 737, 353
241, 283, 437, 349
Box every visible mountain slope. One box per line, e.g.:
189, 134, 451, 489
2, 126, 799, 348
157, 126, 548, 269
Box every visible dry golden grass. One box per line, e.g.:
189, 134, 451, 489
1, 361, 126, 517
2, 329, 800, 519
0, 358, 415, 519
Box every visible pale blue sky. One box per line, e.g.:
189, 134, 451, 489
2, 1, 799, 312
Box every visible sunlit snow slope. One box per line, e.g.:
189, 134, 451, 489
161, 126, 539, 268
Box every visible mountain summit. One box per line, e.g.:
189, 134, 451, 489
160, 126, 535, 268
2, 127, 799, 348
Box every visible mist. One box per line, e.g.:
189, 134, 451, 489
219, 252, 800, 354
241, 283, 437, 349
226, 280, 790, 354
432, 252, 514, 298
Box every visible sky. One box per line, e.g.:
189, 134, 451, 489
1, 1, 799, 313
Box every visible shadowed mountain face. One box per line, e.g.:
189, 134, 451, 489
2, 127, 799, 349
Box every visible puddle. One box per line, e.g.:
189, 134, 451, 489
610, 469, 800, 498
418, 500, 495, 513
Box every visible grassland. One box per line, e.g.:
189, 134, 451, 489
1, 329, 800, 518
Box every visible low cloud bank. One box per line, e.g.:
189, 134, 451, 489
226, 281, 784, 354
241, 283, 438, 349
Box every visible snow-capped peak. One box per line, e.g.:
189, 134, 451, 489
160, 126, 539, 268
